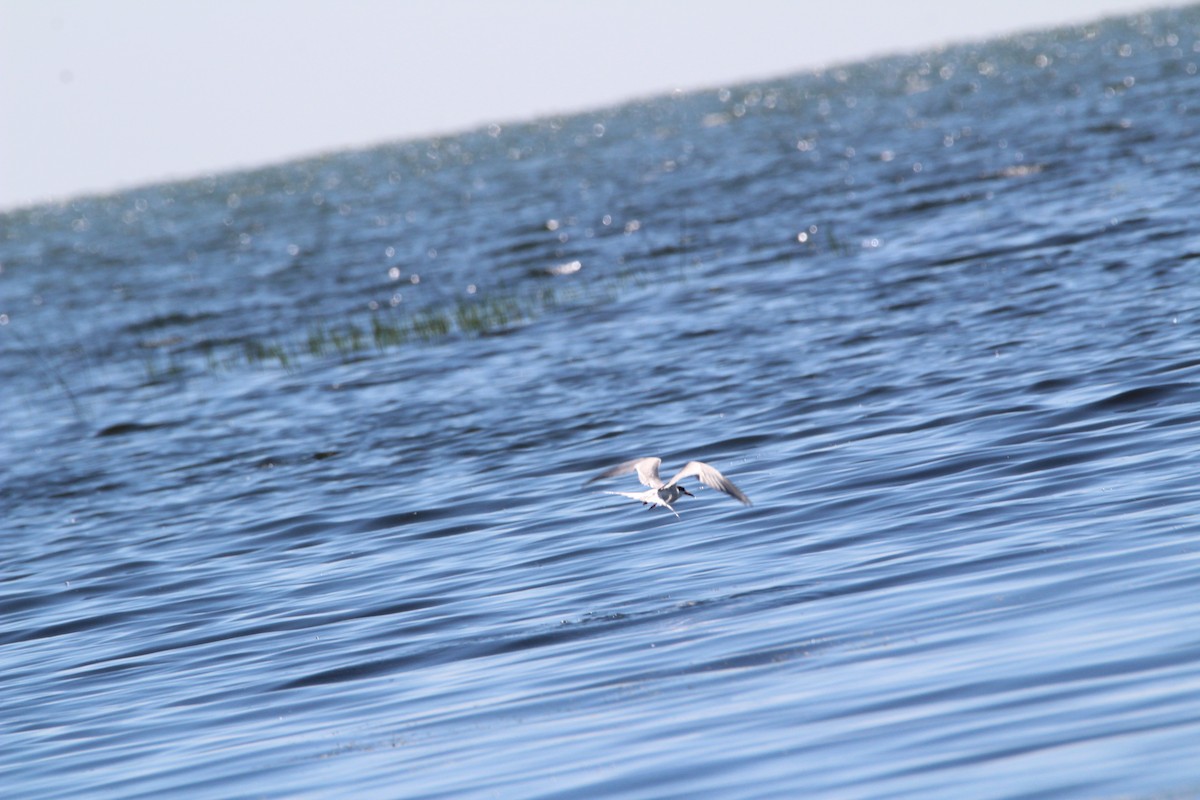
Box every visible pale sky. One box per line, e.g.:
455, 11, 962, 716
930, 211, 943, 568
0, 0, 1172, 211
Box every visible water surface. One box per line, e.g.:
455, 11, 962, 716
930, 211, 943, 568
3, 8, 1200, 798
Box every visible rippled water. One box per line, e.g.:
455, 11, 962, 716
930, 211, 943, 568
5, 8, 1200, 798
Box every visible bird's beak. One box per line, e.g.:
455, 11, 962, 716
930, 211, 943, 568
681, 487, 694, 497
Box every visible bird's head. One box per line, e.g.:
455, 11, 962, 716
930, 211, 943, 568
679, 486, 694, 497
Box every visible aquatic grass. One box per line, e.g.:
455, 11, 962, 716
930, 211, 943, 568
127, 211, 754, 382
411, 309, 453, 341
203, 341, 220, 372
204, 280, 589, 373
307, 325, 330, 357
135, 251, 695, 386
242, 339, 292, 369
330, 324, 364, 356
160, 249, 673, 379
141, 350, 187, 384
370, 315, 407, 348
451, 291, 554, 334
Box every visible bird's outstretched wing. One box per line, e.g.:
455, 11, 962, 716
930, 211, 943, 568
587, 457, 664, 488
666, 461, 751, 505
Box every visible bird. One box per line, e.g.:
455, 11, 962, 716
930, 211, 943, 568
587, 457, 751, 517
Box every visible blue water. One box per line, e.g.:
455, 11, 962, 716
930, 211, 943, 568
5, 8, 1200, 798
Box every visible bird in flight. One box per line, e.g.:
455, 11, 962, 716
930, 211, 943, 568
587, 457, 751, 517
